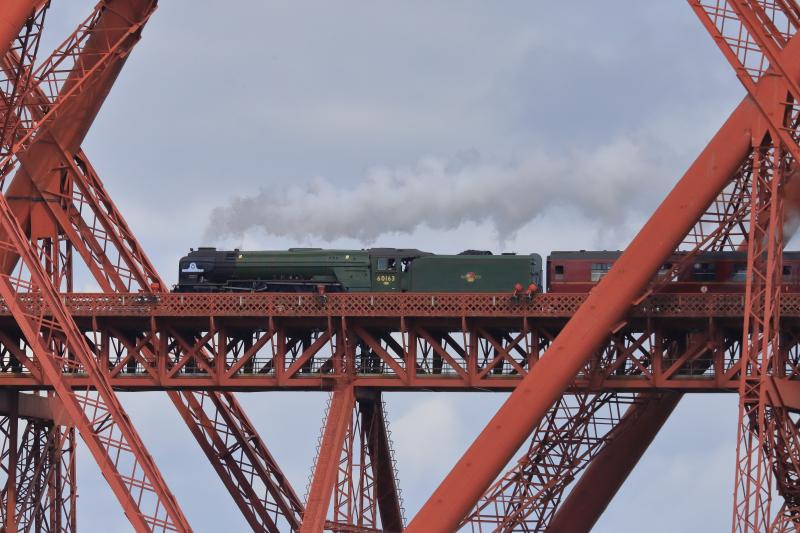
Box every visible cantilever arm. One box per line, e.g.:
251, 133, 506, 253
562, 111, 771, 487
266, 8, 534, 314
405, 25, 800, 533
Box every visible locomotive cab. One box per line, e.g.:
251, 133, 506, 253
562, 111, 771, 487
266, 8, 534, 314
368, 248, 428, 291
371, 255, 400, 291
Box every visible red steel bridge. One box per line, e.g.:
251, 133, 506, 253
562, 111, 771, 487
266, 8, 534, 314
1, 1, 800, 532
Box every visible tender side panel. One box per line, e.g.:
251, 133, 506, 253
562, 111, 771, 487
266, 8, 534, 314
409, 255, 537, 292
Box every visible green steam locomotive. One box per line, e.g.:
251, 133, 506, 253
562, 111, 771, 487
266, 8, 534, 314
176, 247, 543, 293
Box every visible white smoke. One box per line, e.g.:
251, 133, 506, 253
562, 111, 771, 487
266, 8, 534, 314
206, 137, 665, 244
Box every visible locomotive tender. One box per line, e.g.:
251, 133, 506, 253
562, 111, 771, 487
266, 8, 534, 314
176, 248, 800, 294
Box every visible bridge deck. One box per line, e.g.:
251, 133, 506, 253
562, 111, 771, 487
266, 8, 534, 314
0, 292, 796, 392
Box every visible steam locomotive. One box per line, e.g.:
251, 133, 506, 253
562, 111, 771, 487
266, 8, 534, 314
176, 247, 543, 293
175, 248, 800, 294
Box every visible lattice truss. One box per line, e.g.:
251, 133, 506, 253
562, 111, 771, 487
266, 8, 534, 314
687, 2, 800, 530
415, 2, 800, 531
464, 393, 639, 532
303, 388, 404, 533
0, 1, 307, 532
454, 137, 756, 533
0, 408, 76, 533
6, 1, 800, 532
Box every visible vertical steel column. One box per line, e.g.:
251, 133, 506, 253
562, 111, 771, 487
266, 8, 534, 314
686, 4, 800, 529
733, 138, 784, 532
302, 386, 356, 533
360, 393, 403, 532
4, 394, 17, 533
327, 389, 403, 532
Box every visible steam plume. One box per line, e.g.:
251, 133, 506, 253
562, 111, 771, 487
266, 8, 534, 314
206, 138, 664, 243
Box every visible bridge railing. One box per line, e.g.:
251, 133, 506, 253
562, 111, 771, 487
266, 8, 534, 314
0, 291, 770, 317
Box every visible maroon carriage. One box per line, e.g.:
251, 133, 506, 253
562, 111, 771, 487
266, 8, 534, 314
547, 251, 800, 293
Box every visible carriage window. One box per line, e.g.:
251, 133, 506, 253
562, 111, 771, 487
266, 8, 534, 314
554, 265, 565, 281
731, 263, 747, 282
784, 265, 792, 280
591, 263, 611, 282
692, 262, 716, 281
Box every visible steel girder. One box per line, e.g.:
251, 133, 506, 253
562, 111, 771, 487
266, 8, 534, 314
545, 393, 682, 533
0, 2, 192, 531
687, 2, 800, 529
0, 393, 76, 533
0, 310, 775, 391
405, 5, 800, 531
171, 390, 304, 532
0, 1, 306, 530
8, 2, 800, 528
462, 122, 759, 533
463, 392, 641, 532
303, 387, 404, 533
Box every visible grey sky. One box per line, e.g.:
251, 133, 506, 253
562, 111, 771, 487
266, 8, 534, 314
38, 1, 748, 531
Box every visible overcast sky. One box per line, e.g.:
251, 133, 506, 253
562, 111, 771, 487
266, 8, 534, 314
36, 1, 749, 531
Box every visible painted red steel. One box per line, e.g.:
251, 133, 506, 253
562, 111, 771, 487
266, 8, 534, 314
0, 0, 156, 179
326, 390, 404, 532
0, 2, 203, 531
0, 2, 42, 60
302, 386, 356, 533
546, 393, 681, 532
464, 392, 642, 531
0, 2, 307, 530
0, 290, 774, 317
406, 24, 800, 533
0, 193, 191, 530
0, 401, 77, 533
687, 3, 800, 530
0, 291, 783, 395
171, 391, 304, 532
5, 0, 800, 531
733, 140, 783, 531
0, 79, 304, 531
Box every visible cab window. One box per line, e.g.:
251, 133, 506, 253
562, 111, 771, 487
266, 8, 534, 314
377, 258, 389, 270
784, 265, 792, 281
554, 265, 565, 281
